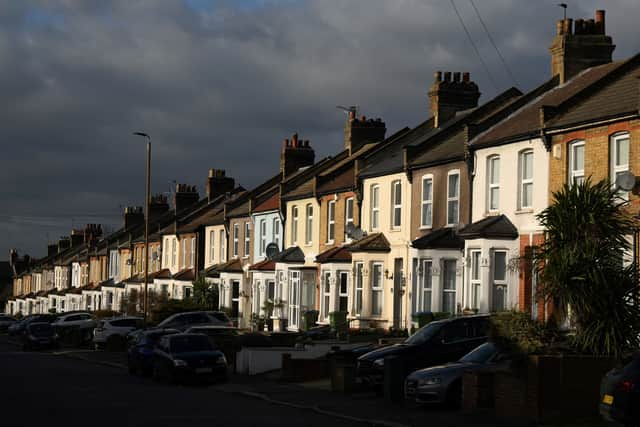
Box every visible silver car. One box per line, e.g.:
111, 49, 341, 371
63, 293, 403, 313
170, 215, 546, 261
404, 342, 512, 406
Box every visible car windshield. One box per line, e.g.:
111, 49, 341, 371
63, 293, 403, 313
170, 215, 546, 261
404, 322, 443, 345
169, 335, 213, 354
29, 324, 54, 336
459, 343, 498, 363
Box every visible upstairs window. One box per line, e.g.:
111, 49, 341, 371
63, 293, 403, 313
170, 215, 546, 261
421, 176, 433, 228
171, 238, 177, 267
189, 238, 195, 268
181, 239, 187, 269
487, 156, 500, 212
519, 150, 533, 209
611, 133, 630, 197
370, 185, 380, 230
344, 198, 354, 241
327, 200, 336, 243
305, 204, 313, 245
219, 230, 225, 262
291, 206, 299, 244
447, 172, 460, 226
209, 230, 215, 262
391, 180, 402, 228
273, 218, 281, 247
569, 141, 585, 186
244, 223, 250, 258
260, 219, 267, 256
233, 224, 239, 258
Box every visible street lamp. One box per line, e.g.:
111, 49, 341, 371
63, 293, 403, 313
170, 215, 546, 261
133, 132, 151, 324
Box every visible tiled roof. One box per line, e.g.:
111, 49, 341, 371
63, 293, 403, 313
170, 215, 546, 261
203, 264, 222, 278
473, 60, 627, 147
347, 233, 391, 253
316, 165, 355, 195
177, 207, 225, 233
151, 269, 172, 280
249, 259, 276, 271
253, 192, 279, 213
173, 268, 195, 282
315, 245, 352, 263
412, 228, 465, 250
217, 259, 244, 273
226, 199, 251, 218
271, 246, 306, 263
458, 215, 518, 240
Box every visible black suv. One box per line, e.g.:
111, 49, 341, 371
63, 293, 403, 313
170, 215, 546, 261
357, 315, 489, 387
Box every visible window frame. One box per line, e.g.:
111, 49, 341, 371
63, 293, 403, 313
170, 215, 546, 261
291, 206, 299, 245
273, 218, 280, 247
371, 262, 384, 316
244, 222, 250, 258
518, 150, 533, 210
487, 156, 500, 212
370, 184, 380, 230
327, 200, 336, 243
322, 271, 331, 321
568, 140, 585, 186
260, 219, 267, 256
420, 175, 433, 229
469, 250, 482, 310
171, 238, 177, 267
181, 239, 187, 269
344, 197, 354, 242
446, 171, 460, 226
492, 250, 508, 312
189, 237, 195, 268
610, 132, 630, 198
233, 224, 239, 259
391, 180, 402, 229
354, 262, 364, 316
305, 204, 313, 245
219, 230, 225, 262
419, 259, 432, 312
209, 230, 215, 262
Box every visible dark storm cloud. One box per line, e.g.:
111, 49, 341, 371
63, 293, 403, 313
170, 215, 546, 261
1, 0, 639, 257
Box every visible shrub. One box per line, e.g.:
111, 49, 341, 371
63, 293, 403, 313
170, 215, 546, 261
489, 311, 563, 356
149, 299, 208, 323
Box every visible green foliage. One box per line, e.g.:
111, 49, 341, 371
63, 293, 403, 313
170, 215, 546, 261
191, 276, 218, 309
149, 298, 209, 323
92, 309, 119, 319
489, 311, 563, 355
536, 178, 640, 357
119, 289, 140, 316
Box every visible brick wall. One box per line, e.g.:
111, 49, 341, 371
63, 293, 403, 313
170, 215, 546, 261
318, 191, 359, 253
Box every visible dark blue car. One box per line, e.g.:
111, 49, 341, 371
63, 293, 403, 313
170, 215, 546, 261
127, 328, 179, 376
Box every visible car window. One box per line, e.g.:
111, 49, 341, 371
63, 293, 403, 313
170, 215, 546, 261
404, 322, 443, 345
459, 343, 497, 363
187, 313, 210, 324
80, 314, 91, 320
208, 312, 229, 323
471, 318, 488, 338
66, 315, 79, 322
442, 320, 470, 343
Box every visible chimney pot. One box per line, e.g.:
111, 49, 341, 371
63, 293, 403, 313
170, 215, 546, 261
434, 71, 442, 82
563, 18, 573, 35
348, 110, 356, 120
462, 72, 470, 82
586, 19, 595, 34
557, 20, 564, 35
595, 10, 605, 34
443, 71, 451, 82
453, 72, 461, 83
574, 19, 584, 34
292, 133, 299, 147
360, 115, 366, 122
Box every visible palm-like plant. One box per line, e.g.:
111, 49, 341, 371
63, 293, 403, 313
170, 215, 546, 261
536, 178, 640, 357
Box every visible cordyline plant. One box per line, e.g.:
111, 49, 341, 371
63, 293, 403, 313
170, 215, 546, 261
536, 178, 640, 357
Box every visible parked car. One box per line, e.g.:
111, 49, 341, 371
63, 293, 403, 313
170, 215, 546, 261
53, 312, 96, 329
0, 315, 17, 331
156, 311, 232, 332
152, 333, 228, 384
405, 342, 513, 406
357, 315, 489, 388
21, 322, 59, 351
127, 328, 180, 376
600, 352, 640, 426
93, 317, 144, 350
8, 314, 56, 337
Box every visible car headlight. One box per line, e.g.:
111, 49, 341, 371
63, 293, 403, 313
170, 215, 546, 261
373, 358, 385, 368
173, 359, 188, 367
418, 377, 441, 386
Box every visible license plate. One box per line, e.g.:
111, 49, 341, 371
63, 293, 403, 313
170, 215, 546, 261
602, 394, 614, 405
195, 367, 212, 374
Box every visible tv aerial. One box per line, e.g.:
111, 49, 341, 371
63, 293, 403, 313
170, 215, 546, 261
336, 105, 359, 117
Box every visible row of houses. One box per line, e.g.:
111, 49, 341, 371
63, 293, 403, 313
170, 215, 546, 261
7, 10, 640, 331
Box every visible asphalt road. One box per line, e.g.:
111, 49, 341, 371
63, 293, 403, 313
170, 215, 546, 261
0, 336, 355, 427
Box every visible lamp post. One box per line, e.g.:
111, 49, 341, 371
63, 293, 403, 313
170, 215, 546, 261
133, 132, 151, 324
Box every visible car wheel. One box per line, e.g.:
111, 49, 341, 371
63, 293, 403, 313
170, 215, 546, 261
445, 380, 462, 409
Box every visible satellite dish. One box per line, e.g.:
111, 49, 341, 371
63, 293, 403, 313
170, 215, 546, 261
265, 243, 279, 260
346, 224, 364, 240
151, 251, 158, 261
616, 171, 637, 192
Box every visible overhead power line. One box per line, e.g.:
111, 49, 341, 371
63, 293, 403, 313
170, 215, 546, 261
469, 0, 519, 87
449, 0, 499, 92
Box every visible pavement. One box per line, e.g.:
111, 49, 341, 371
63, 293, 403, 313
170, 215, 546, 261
0, 334, 612, 427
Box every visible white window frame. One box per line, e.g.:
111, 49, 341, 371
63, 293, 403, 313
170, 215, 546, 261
172, 238, 177, 267
260, 219, 267, 256
421, 175, 433, 229
492, 250, 508, 312
209, 230, 215, 262
244, 222, 250, 258
219, 230, 225, 262
611, 133, 630, 198
441, 259, 457, 314
322, 271, 331, 321
419, 259, 432, 312
446, 171, 460, 226
338, 271, 349, 312
233, 224, 239, 258
181, 239, 187, 269
305, 204, 313, 245
327, 200, 336, 243
370, 184, 380, 230
568, 140, 585, 186
273, 218, 280, 247
391, 180, 402, 229
291, 206, 298, 245
344, 198, 354, 242
164, 238, 169, 268
469, 250, 482, 310
354, 262, 364, 315
487, 156, 500, 212
189, 238, 195, 268
371, 262, 384, 316
518, 150, 533, 210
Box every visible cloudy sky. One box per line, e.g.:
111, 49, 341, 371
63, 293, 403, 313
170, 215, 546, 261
1, 0, 638, 258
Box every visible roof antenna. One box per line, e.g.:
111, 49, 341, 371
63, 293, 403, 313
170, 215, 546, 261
336, 105, 358, 117
558, 3, 567, 20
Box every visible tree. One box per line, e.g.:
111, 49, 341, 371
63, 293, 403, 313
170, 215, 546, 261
191, 276, 218, 309
536, 178, 640, 357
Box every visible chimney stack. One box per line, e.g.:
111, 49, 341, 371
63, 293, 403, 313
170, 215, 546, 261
280, 133, 315, 178
206, 169, 235, 202
550, 10, 614, 83
83, 224, 103, 245
57, 237, 71, 253
47, 244, 58, 257
70, 229, 84, 247
123, 206, 144, 230
428, 70, 480, 128
174, 184, 199, 213
149, 194, 170, 223
344, 113, 386, 155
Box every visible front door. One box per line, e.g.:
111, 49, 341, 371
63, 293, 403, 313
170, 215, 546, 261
231, 280, 240, 319
338, 271, 349, 312
393, 258, 403, 329
288, 271, 300, 330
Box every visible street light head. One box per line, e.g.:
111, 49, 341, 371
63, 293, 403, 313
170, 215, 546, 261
133, 132, 149, 138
